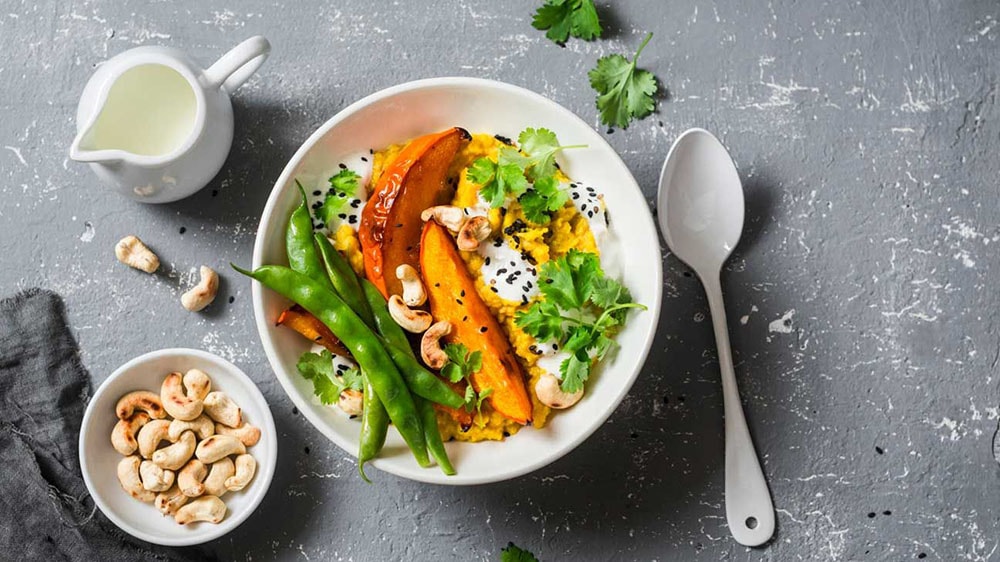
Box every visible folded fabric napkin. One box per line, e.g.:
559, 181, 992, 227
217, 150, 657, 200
0, 289, 213, 561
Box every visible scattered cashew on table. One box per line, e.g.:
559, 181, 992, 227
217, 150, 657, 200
111, 369, 262, 525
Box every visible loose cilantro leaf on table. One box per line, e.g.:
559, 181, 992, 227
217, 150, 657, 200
316, 169, 361, 228
296, 350, 363, 405
500, 542, 540, 562
532, 0, 601, 45
515, 250, 645, 393
588, 32, 658, 129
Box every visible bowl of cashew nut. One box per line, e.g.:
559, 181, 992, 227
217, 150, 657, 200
79, 348, 277, 546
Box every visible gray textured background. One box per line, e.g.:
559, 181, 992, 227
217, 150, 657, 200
1, 0, 999, 560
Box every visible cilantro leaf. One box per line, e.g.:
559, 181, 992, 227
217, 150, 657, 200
500, 542, 540, 562
442, 343, 484, 384
537, 249, 601, 309
559, 352, 591, 394
588, 32, 658, 128
532, 0, 602, 45
517, 128, 584, 181
296, 350, 351, 405
514, 300, 564, 342
317, 169, 361, 228
340, 366, 364, 392
467, 157, 529, 208
519, 176, 570, 224
589, 275, 630, 309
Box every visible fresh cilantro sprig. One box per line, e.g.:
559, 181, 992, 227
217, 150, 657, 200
532, 0, 601, 45
588, 32, 658, 129
500, 542, 540, 562
465, 127, 583, 223
515, 250, 645, 393
440, 343, 493, 414
316, 168, 361, 228
296, 350, 363, 405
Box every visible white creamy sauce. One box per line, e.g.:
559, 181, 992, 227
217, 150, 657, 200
535, 349, 570, 380
476, 236, 540, 304
305, 152, 373, 234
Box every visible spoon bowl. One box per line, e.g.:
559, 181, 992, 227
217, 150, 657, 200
659, 128, 745, 275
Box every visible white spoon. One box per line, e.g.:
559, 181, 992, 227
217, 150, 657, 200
657, 128, 775, 546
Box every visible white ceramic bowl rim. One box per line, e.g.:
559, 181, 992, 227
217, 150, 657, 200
78, 347, 277, 546
250, 76, 663, 485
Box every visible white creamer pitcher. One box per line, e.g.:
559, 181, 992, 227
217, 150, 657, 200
69, 36, 270, 203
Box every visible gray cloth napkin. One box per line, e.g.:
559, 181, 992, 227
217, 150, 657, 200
0, 289, 213, 561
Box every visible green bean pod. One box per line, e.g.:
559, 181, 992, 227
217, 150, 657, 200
361, 280, 465, 409
358, 373, 389, 482
314, 233, 374, 327
286, 182, 334, 291
415, 396, 455, 476
233, 264, 429, 467
362, 279, 456, 475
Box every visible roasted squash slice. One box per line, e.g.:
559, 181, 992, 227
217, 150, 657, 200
359, 127, 470, 298
277, 305, 351, 357
420, 221, 533, 424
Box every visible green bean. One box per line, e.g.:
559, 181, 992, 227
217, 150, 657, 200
362, 279, 456, 475
416, 396, 455, 476
358, 373, 389, 482
233, 264, 429, 467
314, 233, 374, 327
361, 280, 465, 409
287, 182, 333, 291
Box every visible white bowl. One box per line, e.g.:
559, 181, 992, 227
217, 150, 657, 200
250, 77, 662, 485
79, 348, 277, 546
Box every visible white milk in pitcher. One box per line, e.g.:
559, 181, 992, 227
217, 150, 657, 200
78, 64, 197, 156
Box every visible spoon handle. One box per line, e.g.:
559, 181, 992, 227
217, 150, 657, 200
702, 274, 775, 546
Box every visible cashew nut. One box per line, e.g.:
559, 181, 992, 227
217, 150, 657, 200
177, 458, 208, 497
337, 389, 363, 416
202, 391, 242, 428
115, 390, 166, 420
174, 495, 226, 525
183, 368, 212, 400
420, 205, 466, 232
152, 430, 197, 470
387, 294, 432, 333
139, 460, 175, 492
457, 216, 492, 251
154, 484, 189, 516
203, 457, 235, 497
115, 235, 159, 273
534, 372, 583, 409
137, 419, 173, 459
214, 422, 261, 447
195, 434, 246, 464
117, 455, 155, 502
169, 414, 215, 441
111, 412, 150, 456
160, 371, 204, 421
420, 321, 452, 369
225, 454, 257, 492
181, 266, 219, 312
395, 264, 427, 306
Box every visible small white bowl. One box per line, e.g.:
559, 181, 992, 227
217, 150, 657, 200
79, 348, 277, 546
250, 77, 662, 485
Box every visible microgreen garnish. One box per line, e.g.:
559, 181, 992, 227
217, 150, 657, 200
531, 0, 602, 45
296, 349, 363, 405
588, 32, 658, 129
515, 250, 645, 393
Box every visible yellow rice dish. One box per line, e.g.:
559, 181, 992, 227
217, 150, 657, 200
335, 133, 601, 443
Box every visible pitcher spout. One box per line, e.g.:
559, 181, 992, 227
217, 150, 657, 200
69, 128, 123, 164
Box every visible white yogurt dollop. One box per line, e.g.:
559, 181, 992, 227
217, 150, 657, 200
304, 152, 373, 233
477, 236, 540, 304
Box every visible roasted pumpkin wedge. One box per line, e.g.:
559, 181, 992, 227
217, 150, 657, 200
420, 221, 533, 424
359, 127, 471, 298
277, 305, 352, 357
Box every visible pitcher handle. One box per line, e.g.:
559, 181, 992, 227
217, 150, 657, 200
205, 36, 271, 93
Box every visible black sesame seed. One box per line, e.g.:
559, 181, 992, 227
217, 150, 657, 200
462, 315, 468, 322
396, 223, 403, 228
497, 268, 508, 275
494, 134, 514, 145
480, 327, 488, 333
304, 446, 311, 454
572, 192, 580, 200
313, 190, 321, 196
490, 287, 498, 293
212, 189, 219, 197
867, 512, 876, 518
607, 128, 614, 134
460, 289, 466, 297
350, 199, 361, 208
348, 215, 358, 224
369, 148, 374, 155
361, 156, 368, 162
339, 163, 347, 169
456, 299, 464, 305
570, 183, 577, 188
228, 296, 235, 304
338, 213, 347, 219
581, 204, 588, 213
179, 226, 187, 234
292, 407, 299, 415
521, 295, 528, 305
434, 283, 441, 287
484, 257, 491, 266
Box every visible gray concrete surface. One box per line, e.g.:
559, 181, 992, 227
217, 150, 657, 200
2, 0, 999, 560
